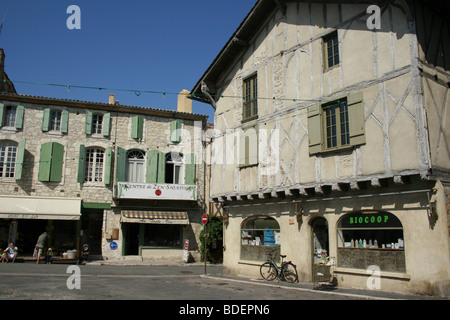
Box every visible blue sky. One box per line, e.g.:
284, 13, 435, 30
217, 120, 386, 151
0, 0, 257, 122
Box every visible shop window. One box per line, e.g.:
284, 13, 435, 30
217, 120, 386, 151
337, 210, 405, 272
241, 216, 280, 262
143, 224, 182, 248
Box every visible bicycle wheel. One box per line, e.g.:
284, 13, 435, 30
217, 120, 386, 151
260, 262, 278, 281
281, 262, 298, 283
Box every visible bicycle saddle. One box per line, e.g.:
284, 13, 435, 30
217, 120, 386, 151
281, 255, 286, 258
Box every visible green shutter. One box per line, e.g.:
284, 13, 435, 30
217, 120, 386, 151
146, 150, 159, 183
307, 104, 323, 155
115, 147, 127, 182
0, 103, 4, 126
170, 120, 181, 143
38, 142, 64, 182
131, 115, 143, 139
50, 143, 64, 182
61, 110, 69, 134
85, 111, 92, 134
77, 145, 86, 183
347, 92, 366, 146
102, 112, 111, 137
157, 151, 165, 183
38, 142, 53, 182
104, 147, 112, 185
15, 139, 26, 180
15, 105, 24, 129
42, 108, 50, 132
184, 153, 196, 185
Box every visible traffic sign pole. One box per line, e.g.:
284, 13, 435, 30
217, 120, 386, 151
202, 214, 209, 275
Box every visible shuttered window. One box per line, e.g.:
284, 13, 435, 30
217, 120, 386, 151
77, 146, 112, 185
131, 115, 144, 139
239, 126, 258, 167
170, 120, 181, 143
308, 92, 365, 155
42, 108, 69, 133
0, 105, 24, 129
0, 141, 18, 178
146, 150, 165, 183
38, 142, 64, 182
85, 111, 110, 137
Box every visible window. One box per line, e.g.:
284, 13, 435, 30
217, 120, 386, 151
50, 111, 62, 131
323, 99, 349, 149
38, 142, 64, 182
92, 114, 103, 135
42, 108, 69, 133
239, 126, 258, 167
0, 105, 24, 129
4, 106, 16, 127
143, 224, 182, 248
308, 92, 365, 155
323, 31, 339, 69
131, 115, 144, 139
0, 141, 17, 178
85, 148, 105, 183
77, 145, 112, 184
170, 120, 181, 143
126, 150, 145, 183
241, 216, 280, 261
337, 211, 405, 272
165, 152, 183, 184
242, 74, 258, 121
85, 111, 110, 136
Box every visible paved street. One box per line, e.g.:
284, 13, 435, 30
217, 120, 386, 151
0, 263, 442, 304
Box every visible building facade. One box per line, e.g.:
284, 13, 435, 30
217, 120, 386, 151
0, 81, 207, 262
190, 0, 449, 296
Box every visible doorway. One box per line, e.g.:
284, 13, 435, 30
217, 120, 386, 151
123, 223, 140, 255
311, 217, 329, 265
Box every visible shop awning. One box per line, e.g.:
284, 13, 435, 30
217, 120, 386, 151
0, 196, 81, 220
120, 210, 190, 225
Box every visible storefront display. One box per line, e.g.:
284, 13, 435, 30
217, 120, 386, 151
337, 210, 405, 272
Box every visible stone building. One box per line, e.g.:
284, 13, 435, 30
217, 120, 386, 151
0, 57, 208, 262
190, 0, 449, 296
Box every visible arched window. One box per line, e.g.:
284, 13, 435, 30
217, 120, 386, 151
126, 150, 145, 183
337, 210, 405, 272
241, 216, 280, 261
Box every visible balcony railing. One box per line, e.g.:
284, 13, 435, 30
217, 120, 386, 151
114, 182, 197, 201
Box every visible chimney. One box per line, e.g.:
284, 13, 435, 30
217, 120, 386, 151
108, 94, 115, 105
177, 89, 192, 113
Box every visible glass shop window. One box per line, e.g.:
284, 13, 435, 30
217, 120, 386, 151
240, 216, 280, 262
337, 211, 406, 272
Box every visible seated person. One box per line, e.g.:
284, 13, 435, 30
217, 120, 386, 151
2, 242, 18, 263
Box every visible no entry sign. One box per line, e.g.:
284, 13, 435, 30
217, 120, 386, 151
202, 214, 209, 225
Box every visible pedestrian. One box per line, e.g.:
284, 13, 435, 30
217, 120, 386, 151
45, 248, 53, 264
2, 242, 18, 263
35, 232, 48, 264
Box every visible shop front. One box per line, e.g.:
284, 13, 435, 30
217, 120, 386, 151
0, 196, 81, 257
222, 185, 449, 296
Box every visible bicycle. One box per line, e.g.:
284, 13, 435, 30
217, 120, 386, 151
260, 251, 298, 283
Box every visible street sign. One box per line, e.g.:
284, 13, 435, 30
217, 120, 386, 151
110, 241, 118, 250
201, 214, 209, 225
